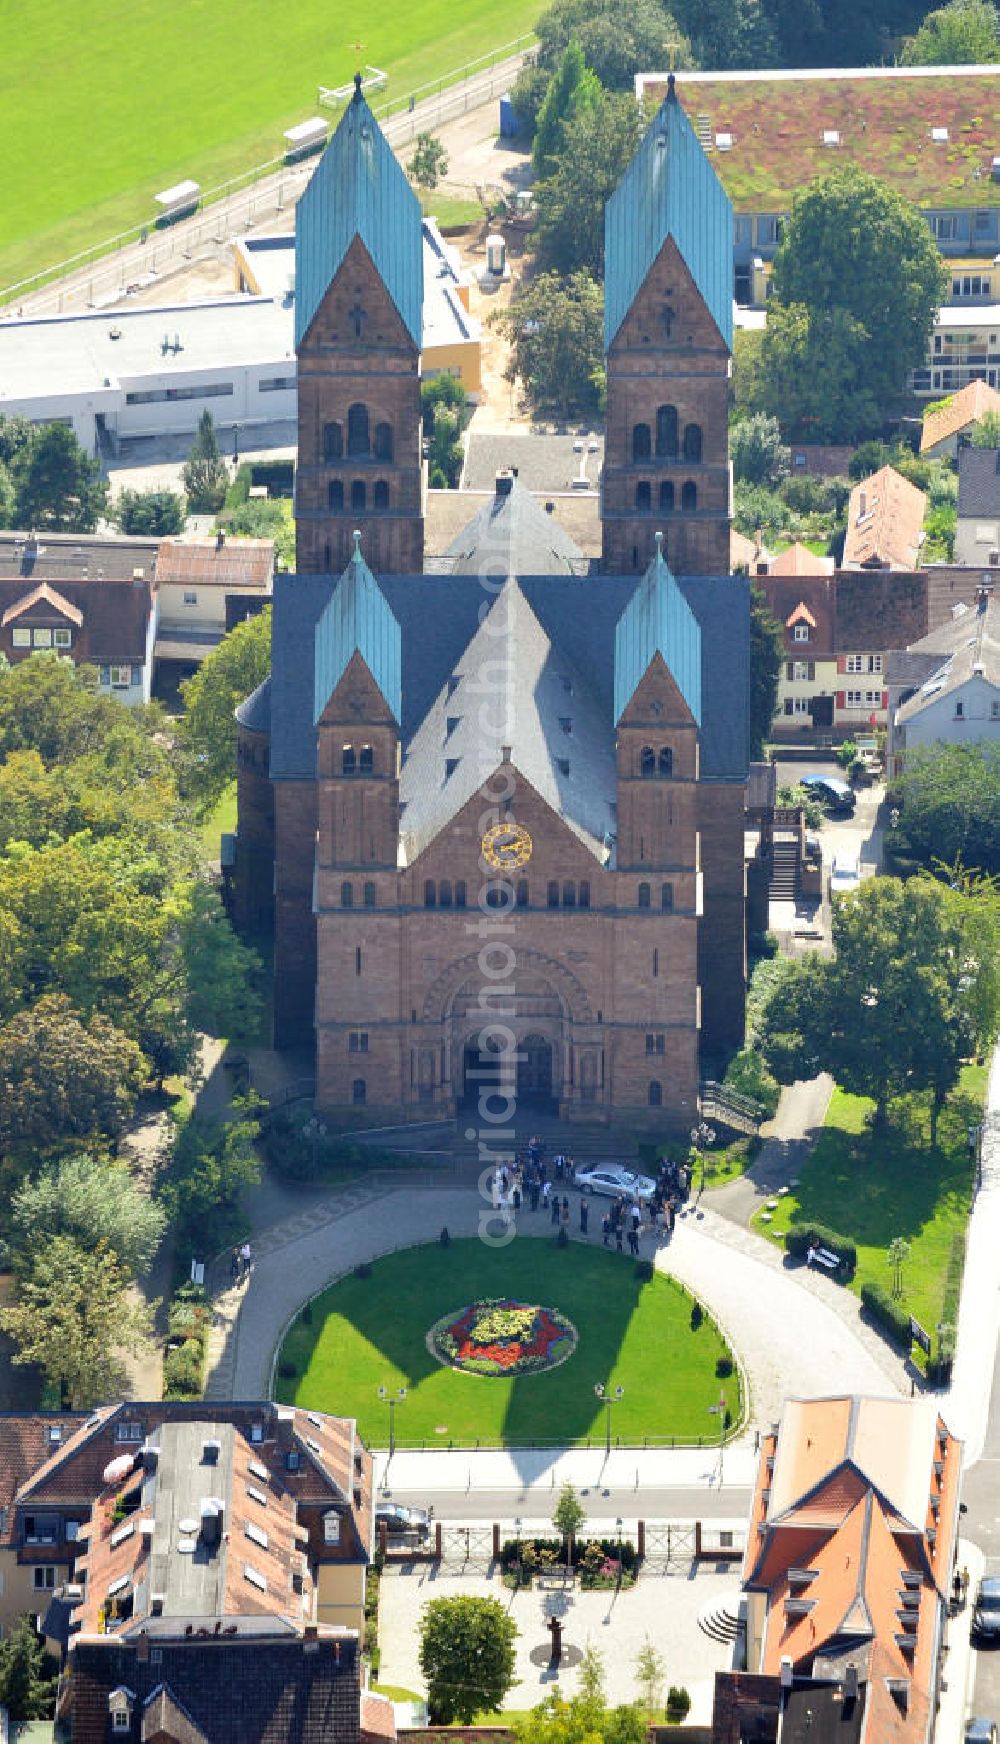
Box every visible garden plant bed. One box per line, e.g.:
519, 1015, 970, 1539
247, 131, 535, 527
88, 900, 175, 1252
751, 1065, 984, 1339
429, 1299, 577, 1376
275, 1237, 741, 1447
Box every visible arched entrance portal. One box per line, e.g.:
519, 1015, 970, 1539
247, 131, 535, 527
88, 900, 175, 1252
518, 1033, 553, 1104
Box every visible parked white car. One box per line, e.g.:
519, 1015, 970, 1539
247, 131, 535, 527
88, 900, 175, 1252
575, 1165, 657, 1201
830, 854, 861, 896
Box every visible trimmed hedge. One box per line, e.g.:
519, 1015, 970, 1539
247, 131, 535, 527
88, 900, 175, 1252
785, 1224, 857, 1276
860, 1281, 912, 1349
163, 1282, 210, 1400
499, 1535, 638, 1575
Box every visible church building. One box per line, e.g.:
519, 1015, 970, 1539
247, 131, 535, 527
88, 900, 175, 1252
234, 76, 749, 1133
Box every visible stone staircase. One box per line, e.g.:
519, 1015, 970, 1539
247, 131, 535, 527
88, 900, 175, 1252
769, 839, 800, 901
697, 1592, 744, 1644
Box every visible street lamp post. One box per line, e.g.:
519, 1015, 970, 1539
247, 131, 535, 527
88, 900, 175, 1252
708, 1388, 727, 1486
594, 1381, 625, 1458
377, 1385, 406, 1458
690, 1121, 716, 1203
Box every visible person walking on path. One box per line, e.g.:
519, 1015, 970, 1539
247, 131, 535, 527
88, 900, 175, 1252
230, 1247, 241, 1285
542, 1179, 551, 1209
602, 1212, 611, 1247
550, 1193, 560, 1226
580, 1200, 589, 1236
240, 1241, 252, 1280
627, 1225, 639, 1257
561, 1195, 570, 1224
615, 1222, 624, 1253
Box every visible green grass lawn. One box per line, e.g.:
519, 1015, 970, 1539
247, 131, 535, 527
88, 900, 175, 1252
275, 1237, 739, 1447
0, 2, 541, 296
751, 1065, 985, 1332
197, 781, 237, 859
421, 193, 485, 231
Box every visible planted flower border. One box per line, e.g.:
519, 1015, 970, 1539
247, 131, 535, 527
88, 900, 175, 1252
428, 1297, 578, 1378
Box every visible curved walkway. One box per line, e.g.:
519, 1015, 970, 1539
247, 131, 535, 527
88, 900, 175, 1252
203, 1181, 903, 1441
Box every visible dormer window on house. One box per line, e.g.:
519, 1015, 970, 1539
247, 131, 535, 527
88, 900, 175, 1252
324, 1510, 341, 1544
793, 623, 810, 642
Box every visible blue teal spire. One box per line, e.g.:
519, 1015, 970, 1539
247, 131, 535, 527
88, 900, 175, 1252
295, 80, 423, 349
614, 533, 702, 725
604, 74, 733, 353
314, 532, 401, 724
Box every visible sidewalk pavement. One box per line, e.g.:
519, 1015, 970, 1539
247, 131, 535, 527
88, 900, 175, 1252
935, 1536, 983, 1744
372, 1444, 761, 1499
707, 1074, 834, 1226
939, 1044, 1000, 1465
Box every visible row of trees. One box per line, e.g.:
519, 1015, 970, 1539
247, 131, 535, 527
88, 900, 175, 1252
0, 653, 262, 1405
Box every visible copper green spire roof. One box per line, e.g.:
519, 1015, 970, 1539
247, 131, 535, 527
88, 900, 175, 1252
295, 76, 423, 350
314, 531, 401, 724
613, 533, 702, 725
604, 73, 733, 353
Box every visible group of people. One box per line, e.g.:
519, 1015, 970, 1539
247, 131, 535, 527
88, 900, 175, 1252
486, 1141, 694, 1258
229, 1241, 253, 1283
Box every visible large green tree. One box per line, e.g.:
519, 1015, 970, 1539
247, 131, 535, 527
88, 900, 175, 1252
748, 583, 784, 759
180, 608, 271, 814
764, 169, 947, 440
902, 0, 1000, 61
0, 1236, 154, 1408
535, 0, 691, 90
497, 270, 605, 418
182, 410, 229, 514
761, 876, 977, 1128
160, 1105, 262, 1256
533, 92, 645, 277
895, 742, 1000, 876
533, 41, 602, 178
419, 1596, 518, 1725
115, 486, 185, 536
0, 1617, 57, 1721
11, 1154, 166, 1277
18, 422, 108, 531
0, 994, 144, 1169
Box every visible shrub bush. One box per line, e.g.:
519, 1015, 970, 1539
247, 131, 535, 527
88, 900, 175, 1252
634, 1258, 654, 1282
690, 1302, 703, 1331
163, 1338, 204, 1398
785, 1224, 857, 1275
927, 1323, 955, 1386
353, 1262, 372, 1280
278, 1359, 297, 1380
860, 1281, 912, 1348
666, 1687, 691, 1724
716, 1355, 733, 1378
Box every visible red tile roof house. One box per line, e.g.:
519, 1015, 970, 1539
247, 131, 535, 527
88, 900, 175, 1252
711, 1395, 963, 1744
0, 1402, 380, 1744
0, 572, 156, 704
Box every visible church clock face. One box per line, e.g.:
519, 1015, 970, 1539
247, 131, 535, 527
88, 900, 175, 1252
481, 821, 533, 870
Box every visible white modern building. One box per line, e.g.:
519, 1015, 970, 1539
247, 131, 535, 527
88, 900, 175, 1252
887, 582, 1000, 773
0, 221, 481, 456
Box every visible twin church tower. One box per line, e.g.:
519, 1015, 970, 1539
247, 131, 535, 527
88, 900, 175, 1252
293, 73, 732, 580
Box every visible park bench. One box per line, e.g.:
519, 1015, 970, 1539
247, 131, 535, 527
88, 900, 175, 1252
810, 1247, 841, 1272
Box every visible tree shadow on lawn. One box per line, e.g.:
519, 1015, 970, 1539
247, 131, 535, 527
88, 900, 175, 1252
787, 1084, 979, 1252
277, 1235, 726, 1470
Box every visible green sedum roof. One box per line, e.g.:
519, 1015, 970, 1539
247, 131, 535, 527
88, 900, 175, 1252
314, 532, 401, 725
295, 78, 423, 350
614, 533, 702, 725
605, 74, 733, 352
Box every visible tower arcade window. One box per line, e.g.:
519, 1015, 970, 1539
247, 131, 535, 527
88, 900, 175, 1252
455, 881, 467, 908
648, 1080, 663, 1106
516, 879, 529, 908
373, 480, 389, 509
342, 745, 356, 774
659, 747, 673, 776
375, 422, 393, 462
324, 422, 343, 461
547, 881, 559, 908
656, 405, 678, 458
563, 881, 576, 908
352, 1078, 367, 1105
659, 480, 674, 512
328, 480, 344, 511
579, 880, 590, 908
636, 481, 651, 512
351, 480, 366, 512
347, 402, 370, 457
439, 880, 453, 908
661, 882, 674, 911
363, 882, 376, 908
633, 423, 651, 461
640, 746, 655, 777
638, 883, 651, 908
424, 881, 436, 908
359, 745, 373, 773
681, 481, 697, 511
341, 882, 353, 907
683, 423, 703, 462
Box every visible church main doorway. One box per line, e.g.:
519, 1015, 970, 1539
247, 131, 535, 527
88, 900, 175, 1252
517, 1034, 553, 1104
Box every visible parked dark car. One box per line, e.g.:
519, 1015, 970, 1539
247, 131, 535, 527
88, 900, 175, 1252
966, 1720, 998, 1743
972, 1576, 1000, 1642
800, 773, 857, 817
375, 1502, 431, 1538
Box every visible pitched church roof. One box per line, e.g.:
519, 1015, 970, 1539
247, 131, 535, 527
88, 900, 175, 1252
294, 78, 423, 349
314, 534, 401, 724
604, 74, 733, 352
398, 577, 617, 865
614, 536, 702, 724
443, 474, 589, 577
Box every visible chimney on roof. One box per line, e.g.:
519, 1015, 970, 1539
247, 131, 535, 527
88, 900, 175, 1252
137, 1632, 149, 1664
845, 1663, 859, 1702
495, 470, 514, 497
216, 529, 225, 550
977, 580, 993, 611
779, 1656, 793, 1689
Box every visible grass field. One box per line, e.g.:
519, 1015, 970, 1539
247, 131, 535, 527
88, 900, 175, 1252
0, 0, 540, 295
275, 1237, 740, 1448
752, 1065, 985, 1332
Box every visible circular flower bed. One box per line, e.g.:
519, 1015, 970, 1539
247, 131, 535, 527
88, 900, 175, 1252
429, 1297, 577, 1377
